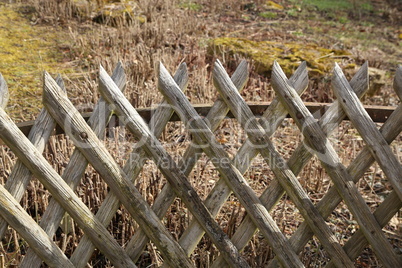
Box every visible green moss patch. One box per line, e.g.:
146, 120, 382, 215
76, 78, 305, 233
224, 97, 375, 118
209, 37, 352, 76
0, 3, 73, 121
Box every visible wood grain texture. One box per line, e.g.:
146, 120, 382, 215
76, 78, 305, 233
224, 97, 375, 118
125, 60, 248, 263
211, 61, 310, 268
0, 75, 64, 243
213, 60, 354, 268
98, 64, 249, 267
20, 64, 127, 268
332, 63, 402, 203
70, 62, 190, 267
0, 183, 75, 267
43, 71, 194, 267
271, 61, 401, 267
0, 106, 136, 268
158, 62, 304, 268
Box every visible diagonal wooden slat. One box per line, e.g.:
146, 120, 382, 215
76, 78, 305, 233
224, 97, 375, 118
168, 61, 305, 261
0, 73, 9, 109
0, 75, 74, 267
325, 65, 402, 267
212, 62, 370, 268
97, 66, 249, 267
267, 65, 402, 268
0, 106, 137, 267
20, 63, 127, 268
69, 62, 190, 267
332, 63, 402, 202
270, 61, 401, 267
0, 184, 75, 267
212, 60, 354, 267
123, 60, 249, 262
0, 75, 64, 240
157, 63, 304, 267
42, 72, 195, 267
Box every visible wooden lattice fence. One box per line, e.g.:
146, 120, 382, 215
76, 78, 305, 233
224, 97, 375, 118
0, 60, 401, 267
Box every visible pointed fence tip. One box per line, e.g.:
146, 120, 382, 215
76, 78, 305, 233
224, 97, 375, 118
0, 72, 9, 109
99, 64, 106, 74
272, 60, 287, 80
158, 61, 169, 76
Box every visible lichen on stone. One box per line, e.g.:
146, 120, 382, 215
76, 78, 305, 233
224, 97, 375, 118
209, 37, 352, 77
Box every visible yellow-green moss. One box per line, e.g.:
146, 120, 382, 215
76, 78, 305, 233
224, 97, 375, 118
0, 3, 74, 121
209, 37, 352, 76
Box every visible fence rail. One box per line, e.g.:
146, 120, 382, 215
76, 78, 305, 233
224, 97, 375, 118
13, 102, 397, 137
0, 60, 401, 267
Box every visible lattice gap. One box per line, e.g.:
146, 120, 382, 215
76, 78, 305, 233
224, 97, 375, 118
271, 194, 304, 238
300, 237, 331, 267
137, 160, 166, 205
297, 156, 333, 202
271, 118, 302, 161
328, 201, 357, 246
188, 155, 221, 200
243, 231, 274, 266
356, 162, 390, 210
244, 153, 275, 194
191, 236, 219, 267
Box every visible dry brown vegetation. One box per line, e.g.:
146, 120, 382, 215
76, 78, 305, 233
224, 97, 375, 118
0, 0, 401, 267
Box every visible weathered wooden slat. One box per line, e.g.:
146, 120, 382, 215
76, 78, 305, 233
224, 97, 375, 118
123, 60, 249, 263
69, 62, 190, 267
0, 75, 64, 242
0, 73, 9, 109
325, 70, 402, 267
213, 61, 370, 268
20, 63, 127, 268
162, 61, 251, 259
157, 62, 304, 268
271, 61, 401, 267
43, 72, 195, 267
213, 60, 354, 267
0, 184, 75, 267
332, 63, 402, 202
98, 65, 249, 267
0, 107, 136, 267
394, 65, 402, 100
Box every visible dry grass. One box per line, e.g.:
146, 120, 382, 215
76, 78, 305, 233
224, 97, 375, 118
0, 0, 401, 267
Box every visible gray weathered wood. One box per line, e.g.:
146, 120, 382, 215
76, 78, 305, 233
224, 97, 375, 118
394, 65, 402, 100
98, 65, 249, 267
332, 64, 402, 201
271, 61, 401, 267
123, 60, 248, 262
42, 71, 194, 267
0, 183, 74, 267
213, 62, 370, 268
157, 62, 304, 268
0, 106, 136, 267
213, 60, 354, 267
0, 73, 8, 109
20, 64, 127, 268
0, 75, 64, 242
69, 62, 190, 267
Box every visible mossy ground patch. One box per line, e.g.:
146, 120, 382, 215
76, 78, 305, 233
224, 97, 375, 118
0, 3, 74, 121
